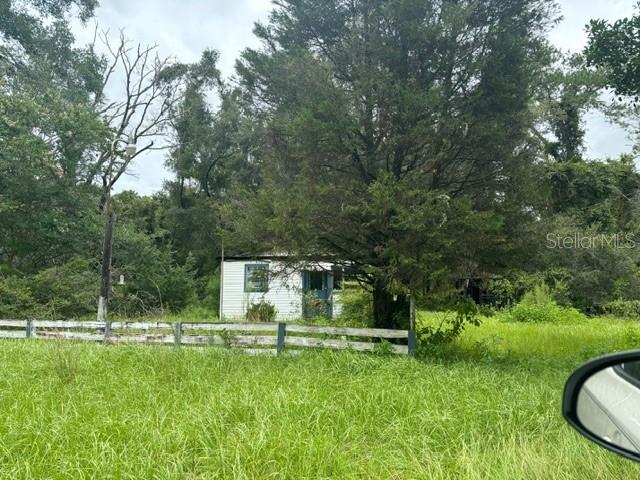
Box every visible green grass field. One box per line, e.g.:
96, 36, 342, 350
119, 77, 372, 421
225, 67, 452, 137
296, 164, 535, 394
1, 316, 640, 479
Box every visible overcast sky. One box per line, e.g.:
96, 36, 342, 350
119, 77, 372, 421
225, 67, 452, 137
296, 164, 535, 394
72, 0, 638, 194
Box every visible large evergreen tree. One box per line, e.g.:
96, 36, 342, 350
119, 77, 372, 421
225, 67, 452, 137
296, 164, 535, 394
229, 0, 556, 328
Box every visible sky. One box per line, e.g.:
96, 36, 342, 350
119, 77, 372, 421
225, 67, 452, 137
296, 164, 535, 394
72, 0, 638, 194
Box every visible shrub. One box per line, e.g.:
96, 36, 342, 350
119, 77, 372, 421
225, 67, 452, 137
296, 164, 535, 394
200, 269, 220, 313
30, 258, 97, 319
506, 283, 586, 324
302, 291, 331, 320
417, 297, 481, 352
485, 277, 517, 309
602, 300, 640, 319
521, 283, 554, 306
0, 276, 39, 318
478, 305, 496, 317
246, 301, 277, 323
111, 229, 197, 316
507, 302, 584, 323
485, 270, 573, 309
337, 286, 373, 327
0, 259, 98, 319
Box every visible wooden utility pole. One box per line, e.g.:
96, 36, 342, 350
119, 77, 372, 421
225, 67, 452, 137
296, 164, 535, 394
97, 188, 115, 323
97, 140, 123, 324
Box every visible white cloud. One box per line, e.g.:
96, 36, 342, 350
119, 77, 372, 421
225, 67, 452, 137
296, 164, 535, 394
72, 0, 638, 194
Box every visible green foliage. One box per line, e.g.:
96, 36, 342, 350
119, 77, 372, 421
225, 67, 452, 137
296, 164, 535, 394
199, 270, 221, 314
110, 230, 197, 317
545, 157, 640, 231
48, 341, 80, 384
0, 276, 38, 319
0, 0, 107, 276
603, 299, 640, 320
0, 94, 105, 272
586, 11, 640, 99
522, 282, 555, 305
537, 53, 604, 163
161, 67, 259, 281
371, 340, 395, 356
230, 0, 554, 328
484, 277, 518, 309
477, 305, 497, 317
337, 286, 373, 328
416, 297, 481, 350
245, 301, 277, 323
584, 9, 640, 155
542, 215, 640, 312
506, 283, 586, 324
176, 304, 218, 321
30, 258, 98, 319
490, 256, 640, 315
0, 258, 97, 319
300, 291, 331, 320
3, 0, 640, 331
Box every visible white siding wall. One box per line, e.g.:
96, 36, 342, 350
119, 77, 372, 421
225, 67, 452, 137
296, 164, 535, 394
221, 260, 303, 320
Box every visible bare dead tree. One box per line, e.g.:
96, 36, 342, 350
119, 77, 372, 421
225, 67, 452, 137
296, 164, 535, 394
93, 30, 182, 323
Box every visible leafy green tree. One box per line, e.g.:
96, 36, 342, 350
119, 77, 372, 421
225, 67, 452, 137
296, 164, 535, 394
29, 257, 98, 318
535, 54, 604, 162
544, 156, 640, 232
0, 0, 106, 272
162, 61, 262, 285
110, 223, 197, 316
586, 6, 640, 99
539, 213, 640, 312
585, 6, 640, 156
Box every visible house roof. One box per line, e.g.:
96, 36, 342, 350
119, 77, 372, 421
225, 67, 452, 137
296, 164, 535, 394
220, 252, 345, 263
221, 254, 291, 261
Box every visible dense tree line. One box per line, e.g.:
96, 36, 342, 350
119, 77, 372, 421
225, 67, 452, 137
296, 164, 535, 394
2, 0, 640, 325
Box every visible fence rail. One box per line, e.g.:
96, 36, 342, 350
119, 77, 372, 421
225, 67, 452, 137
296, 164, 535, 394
0, 320, 416, 356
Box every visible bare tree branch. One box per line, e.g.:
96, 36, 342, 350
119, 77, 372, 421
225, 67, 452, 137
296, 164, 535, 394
89, 31, 187, 194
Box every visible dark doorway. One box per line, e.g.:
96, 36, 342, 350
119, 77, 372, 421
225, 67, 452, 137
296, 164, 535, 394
302, 270, 332, 318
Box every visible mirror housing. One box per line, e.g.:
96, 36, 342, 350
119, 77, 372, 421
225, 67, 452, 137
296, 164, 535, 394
563, 350, 640, 462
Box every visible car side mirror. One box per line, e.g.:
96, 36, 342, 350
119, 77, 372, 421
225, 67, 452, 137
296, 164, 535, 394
563, 350, 640, 462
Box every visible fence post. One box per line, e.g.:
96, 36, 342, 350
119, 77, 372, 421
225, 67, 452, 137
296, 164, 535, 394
408, 329, 416, 357
276, 322, 286, 355
26, 319, 33, 339
104, 320, 111, 342
409, 293, 416, 332
174, 322, 182, 347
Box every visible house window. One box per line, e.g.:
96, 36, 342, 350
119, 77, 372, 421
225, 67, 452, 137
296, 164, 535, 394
308, 271, 324, 290
245, 264, 269, 292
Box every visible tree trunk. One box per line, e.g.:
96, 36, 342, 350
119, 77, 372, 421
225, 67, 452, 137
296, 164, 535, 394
372, 280, 410, 330
97, 196, 115, 323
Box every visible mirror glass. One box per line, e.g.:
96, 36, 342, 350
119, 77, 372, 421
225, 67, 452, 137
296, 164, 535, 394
576, 360, 640, 454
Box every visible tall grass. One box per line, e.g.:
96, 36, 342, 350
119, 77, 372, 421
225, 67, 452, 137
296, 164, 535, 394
0, 316, 638, 478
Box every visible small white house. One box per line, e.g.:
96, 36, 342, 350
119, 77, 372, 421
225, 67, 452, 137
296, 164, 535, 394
220, 255, 343, 320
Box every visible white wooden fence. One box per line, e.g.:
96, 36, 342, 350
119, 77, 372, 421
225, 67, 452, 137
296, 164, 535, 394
0, 320, 416, 356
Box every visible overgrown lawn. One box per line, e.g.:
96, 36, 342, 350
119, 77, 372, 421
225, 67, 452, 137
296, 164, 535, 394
0, 316, 639, 479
